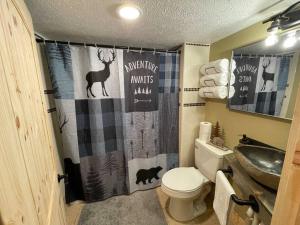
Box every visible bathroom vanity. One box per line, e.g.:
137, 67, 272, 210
225, 155, 277, 225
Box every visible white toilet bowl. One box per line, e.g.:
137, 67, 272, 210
161, 140, 233, 221
161, 167, 211, 221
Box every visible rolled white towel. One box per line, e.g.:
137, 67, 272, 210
200, 59, 229, 75
231, 59, 236, 72
199, 86, 228, 99
228, 86, 235, 98
200, 73, 235, 87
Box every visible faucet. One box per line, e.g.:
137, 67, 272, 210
238, 134, 279, 149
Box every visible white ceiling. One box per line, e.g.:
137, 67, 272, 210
25, 0, 298, 49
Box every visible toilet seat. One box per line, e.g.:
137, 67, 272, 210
162, 167, 208, 193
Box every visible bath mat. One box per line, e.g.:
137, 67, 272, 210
78, 189, 167, 225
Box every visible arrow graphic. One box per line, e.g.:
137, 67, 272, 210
134, 99, 152, 104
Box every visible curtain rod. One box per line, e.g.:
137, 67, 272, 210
35, 38, 181, 54
233, 53, 294, 58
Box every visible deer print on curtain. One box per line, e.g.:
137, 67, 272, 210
229, 54, 293, 117
86, 49, 116, 97
43, 43, 180, 203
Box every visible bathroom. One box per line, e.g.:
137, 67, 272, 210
1, 0, 300, 225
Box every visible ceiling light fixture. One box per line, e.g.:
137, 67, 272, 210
117, 5, 141, 20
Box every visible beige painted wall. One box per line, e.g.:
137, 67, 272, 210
179, 43, 210, 166
207, 22, 292, 150
286, 56, 300, 118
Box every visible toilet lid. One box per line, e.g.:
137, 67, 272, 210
162, 167, 206, 192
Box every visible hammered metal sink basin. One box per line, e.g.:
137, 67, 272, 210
234, 145, 285, 190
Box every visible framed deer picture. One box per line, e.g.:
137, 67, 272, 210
228, 30, 300, 120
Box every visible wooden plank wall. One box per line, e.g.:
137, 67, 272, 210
271, 88, 300, 225
0, 0, 66, 224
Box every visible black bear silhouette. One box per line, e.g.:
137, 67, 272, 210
136, 166, 163, 185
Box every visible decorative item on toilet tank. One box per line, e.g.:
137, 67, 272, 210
43, 43, 180, 202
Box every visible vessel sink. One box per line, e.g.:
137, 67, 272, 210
234, 145, 285, 190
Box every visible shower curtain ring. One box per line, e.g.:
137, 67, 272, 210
84, 42, 87, 48
55, 40, 58, 46
43, 39, 46, 45
68, 41, 70, 47
95, 43, 97, 48
127, 46, 130, 53
153, 48, 156, 55
140, 47, 142, 54
113, 44, 116, 52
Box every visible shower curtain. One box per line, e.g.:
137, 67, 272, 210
229, 55, 293, 117
43, 43, 180, 203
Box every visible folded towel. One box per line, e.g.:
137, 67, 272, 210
213, 171, 236, 225
199, 73, 235, 87
200, 59, 229, 75
199, 86, 228, 99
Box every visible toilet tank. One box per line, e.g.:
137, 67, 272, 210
195, 139, 233, 183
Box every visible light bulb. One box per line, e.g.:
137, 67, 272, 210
283, 33, 297, 48
265, 34, 278, 46
117, 5, 141, 20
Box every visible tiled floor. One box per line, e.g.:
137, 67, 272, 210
66, 187, 246, 225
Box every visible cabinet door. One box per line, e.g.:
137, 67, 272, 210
0, 0, 67, 225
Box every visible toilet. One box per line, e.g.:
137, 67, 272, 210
161, 139, 233, 221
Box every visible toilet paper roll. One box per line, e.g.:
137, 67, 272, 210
199, 122, 212, 142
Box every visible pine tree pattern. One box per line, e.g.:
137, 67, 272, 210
84, 166, 104, 202
130, 140, 134, 159
152, 112, 155, 129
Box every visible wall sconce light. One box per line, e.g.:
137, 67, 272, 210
265, 33, 278, 46
283, 31, 297, 48
263, 2, 300, 47
263, 1, 300, 32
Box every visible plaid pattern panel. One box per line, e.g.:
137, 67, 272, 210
231, 92, 277, 116
45, 43, 74, 99
159, 53, 180, 93
75, 99, 124, 157
255, 92, 277, 115
44, 43, 181, 202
